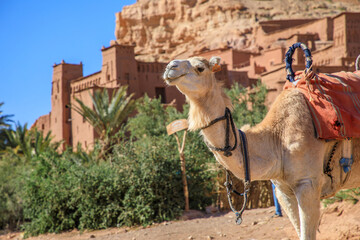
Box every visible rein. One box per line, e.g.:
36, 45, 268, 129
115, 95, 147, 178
200, 107, 251, 225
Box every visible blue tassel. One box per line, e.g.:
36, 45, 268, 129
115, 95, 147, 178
340, 156, 353, 173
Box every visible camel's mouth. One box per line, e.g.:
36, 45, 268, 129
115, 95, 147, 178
164, 60, 192, 85
164, 73, 187, 85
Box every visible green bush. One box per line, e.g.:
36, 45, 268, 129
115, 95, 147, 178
322, 188, 360, 207
117, 95, 217, 225
21, 96, 217, 236
22, 150, 125, 236
1, 83, 269, 236
226, 81, 268, 127
0, 153, 26, 230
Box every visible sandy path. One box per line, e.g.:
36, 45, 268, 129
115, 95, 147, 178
2, 201, 360, 240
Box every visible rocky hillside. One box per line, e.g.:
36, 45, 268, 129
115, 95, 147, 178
115, 0, 360, 62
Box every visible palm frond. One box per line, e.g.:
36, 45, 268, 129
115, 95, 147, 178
67, 86, 137, 157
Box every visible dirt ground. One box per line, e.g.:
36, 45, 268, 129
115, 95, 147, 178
2, 201, 360, 240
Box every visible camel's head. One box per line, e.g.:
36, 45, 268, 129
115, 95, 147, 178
163, 56, 221, 98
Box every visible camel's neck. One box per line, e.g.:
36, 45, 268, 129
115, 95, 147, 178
188, 86, 231, 131
187, 86, 282, 181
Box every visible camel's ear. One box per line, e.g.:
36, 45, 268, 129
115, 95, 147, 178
209, 56, 221, 72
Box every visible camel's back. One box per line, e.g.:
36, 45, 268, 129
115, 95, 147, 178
259, 88, 316, 146
264, 88, 360, 193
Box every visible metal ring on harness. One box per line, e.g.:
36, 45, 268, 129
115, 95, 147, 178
224, 170, 250, 225
285, 42, 313, 82
224, 129, 251, 225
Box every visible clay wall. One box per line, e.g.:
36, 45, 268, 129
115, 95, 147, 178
101, 44, 138, 89
255, 17, 332, 49
191, 49, 252, 87
228, 71, 251, 87
312, 46, 338, 66
248, 33, 317, 79
70, 88, 96, 150
250, 47, 285, 75
312, 65, 354, 73
71, 72, 101, 93
32, 113, 51, 136
137, 62, 168, 99
69, 72, 102, 149
302, 13, 360, 68
344, 13, 360, 58
332, 13, 347, 61
261, 66, 288, 105
259, 19, 317, 34
232, 51, 252, 69
51, 63, 83, 149
196, 48, 252, 70
136, 61, 185, 106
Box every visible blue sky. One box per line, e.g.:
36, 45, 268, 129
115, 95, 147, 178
0, 0, 136, 127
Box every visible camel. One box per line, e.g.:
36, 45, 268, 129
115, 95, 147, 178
163, 56, 360, 240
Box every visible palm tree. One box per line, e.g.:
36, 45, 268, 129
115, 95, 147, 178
0, 102, 13, 128
3, 123, 60, 160
31, 128, 62, 156
67, 86, 137, 157
4, 123, 32, 159
0, 102, 14, 150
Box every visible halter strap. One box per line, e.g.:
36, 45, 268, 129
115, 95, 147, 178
201, 107, 237, 157
224, 129, 251, 225
201, 108, 251, 225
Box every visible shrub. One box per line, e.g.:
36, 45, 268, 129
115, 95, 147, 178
22, 150, 126, 236
226, 81, 268, 127
322, 188, 360, 207
118, 96, 217, 225
3, 83, 270, 236
0, 153, 26, 230
21, 96, 217, 236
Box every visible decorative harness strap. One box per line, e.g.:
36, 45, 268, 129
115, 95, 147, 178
225, 129, 251, 225
200, 107, 251, 225
285, 42, 313, 83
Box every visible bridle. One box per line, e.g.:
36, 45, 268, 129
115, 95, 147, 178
201, 108, 237, 157
200, 107, 251, 225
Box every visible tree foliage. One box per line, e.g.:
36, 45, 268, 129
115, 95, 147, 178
226, 81, 268, 127
2, 123, 61, 160
16, 96, 216, 236
0, 102, 14, 150
68, 86, 136, 157
0, 102, 13, 129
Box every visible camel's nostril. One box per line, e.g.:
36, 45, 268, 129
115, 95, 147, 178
170, 65, 178, 69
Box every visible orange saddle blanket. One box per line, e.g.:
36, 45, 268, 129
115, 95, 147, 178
284, 70, 360, 140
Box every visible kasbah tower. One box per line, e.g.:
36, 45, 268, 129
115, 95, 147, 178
32, 10, 360, 150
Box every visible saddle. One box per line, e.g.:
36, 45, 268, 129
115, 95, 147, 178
284, 70, 360, 140
283, 42, 360, 174
284, 43, 360, 140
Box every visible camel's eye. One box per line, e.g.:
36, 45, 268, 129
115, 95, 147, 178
197, 67, 205, 73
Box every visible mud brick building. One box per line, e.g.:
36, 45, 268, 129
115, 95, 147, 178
33, 12, 360, 149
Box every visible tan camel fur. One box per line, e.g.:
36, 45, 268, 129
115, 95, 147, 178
163, 56, 360, 240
